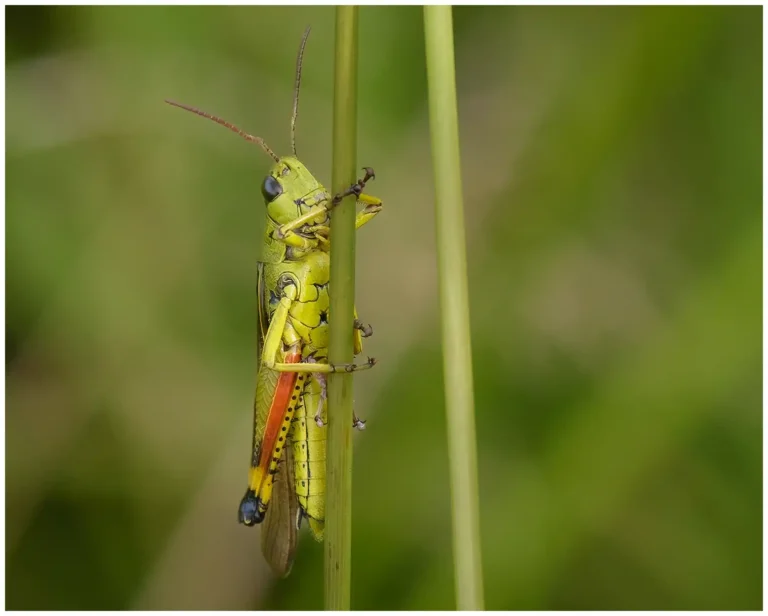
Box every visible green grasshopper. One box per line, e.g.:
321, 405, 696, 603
166, 26, 382, 577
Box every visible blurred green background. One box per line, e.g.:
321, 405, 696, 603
6, 5, 762, 610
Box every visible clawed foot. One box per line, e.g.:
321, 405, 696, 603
360, 167, 375, 185
354, 318, 373, 338
331, 166, 376, 207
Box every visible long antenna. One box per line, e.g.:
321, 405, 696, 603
291, 26, 312, 157
165, 99, 280, 162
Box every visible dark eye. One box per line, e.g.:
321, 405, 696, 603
261, 175, 283, 203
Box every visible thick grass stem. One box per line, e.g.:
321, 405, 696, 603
423, 6, 486, 611
325, 5, 359, 611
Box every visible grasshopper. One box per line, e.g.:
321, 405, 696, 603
166, 26, 382, 577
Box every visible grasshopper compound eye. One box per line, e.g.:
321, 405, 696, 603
261, 175, 284, 203
239, 491, 265, 525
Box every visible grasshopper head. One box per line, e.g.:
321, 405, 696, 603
261, 155, 322, 224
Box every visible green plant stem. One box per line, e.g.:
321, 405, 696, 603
423, 6, 485, 611
325, 5, 359, 611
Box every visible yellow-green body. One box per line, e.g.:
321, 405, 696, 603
245, 155, 382, 565
290, 372, 328, 538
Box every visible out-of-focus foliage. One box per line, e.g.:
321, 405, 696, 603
6, 5, 761, 610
